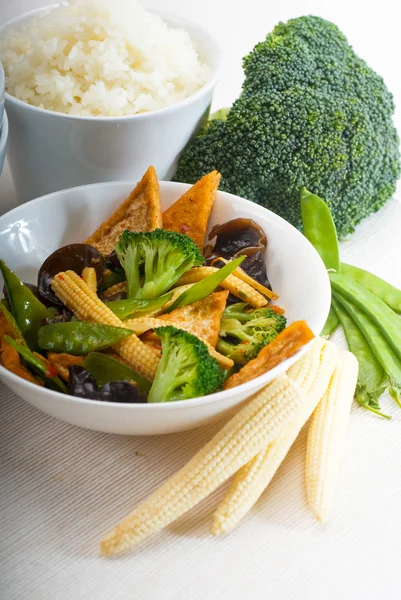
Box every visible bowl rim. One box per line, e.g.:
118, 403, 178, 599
0, 180, 331, 411
0, 109, 8, 152
0, 4, 223, 122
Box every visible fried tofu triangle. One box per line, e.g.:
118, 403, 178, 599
85, 166, 162, 254
162, 171, 221, 252
224, 321, 314, 389
158, 290, 229, 348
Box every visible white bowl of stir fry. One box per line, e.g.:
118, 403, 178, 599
0, 170, 330, 434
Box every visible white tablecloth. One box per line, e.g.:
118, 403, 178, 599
1, 0, 401, 597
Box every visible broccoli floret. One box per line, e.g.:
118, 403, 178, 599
148, 326, 225, 403
217, 305, 286, 364
115, 229, 203, 300
175, 16, 400, 239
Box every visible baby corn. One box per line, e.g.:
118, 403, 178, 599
100, 375, 304, 556
212, 339, 339, 535
51, 271, 159, 380
305, 351, 358, 523
81, 267, 97, 294
102, 281, 127, 298
176, 267, 268, 308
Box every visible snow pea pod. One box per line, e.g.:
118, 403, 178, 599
341, 263, 401, 313
0, 299, 26, 344
300, 187, 340, 272
102, 270, 126, 290
332, 292, 401, 407
37, 322, 134, 355
83, 352, 151, 395
0, 260, 51, 350
330, 273, 401, 363
320, 305, 339, 338
106, 291, 173, 320
331, 297, 389, 419
166, 256, 245, 312
4, 335, 66, 392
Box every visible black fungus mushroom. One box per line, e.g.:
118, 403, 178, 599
205, 218, 271, 290
67, 366, 146, 403
38, 244, 105, 305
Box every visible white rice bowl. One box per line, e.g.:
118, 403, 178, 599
0, 0, 211, 117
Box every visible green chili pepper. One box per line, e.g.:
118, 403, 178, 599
331, 297, 390, 419
300, 187, 340, 272
166, 256, 245, 313
83, 352, 151, 395
37, 322, 134, 355
320, 305, 339, 338
106, 291, 174, 320
4, 335, 66, 392
0, 260, 51, 350
341, 263, 401, 313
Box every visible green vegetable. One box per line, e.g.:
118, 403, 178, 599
102, 270, 126, 290
106, 292, 173, 319
37, 322, 134, 355
83, 352, 151, 395
331, 297, 390, 419
300, 188, 340, 272
0, 299, 26, 344
148, 326, 224, 403
222, 303, 248, 318
166, 256, 244, 312
300, 187, 340, 338
341, 263, 401, 313
209, 108, 230, 122
115, 229, 204, 300
320, 306, 339, 339
332, 293, 401, 407
0, 260, 51, 350
217, 305, 287, 364
330, 273, 401, 364
4, 335, 66, 392
175, 16, 400, 238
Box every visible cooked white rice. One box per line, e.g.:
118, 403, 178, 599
0, 0, 210, 117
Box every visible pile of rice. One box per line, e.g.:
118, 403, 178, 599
0, 0, 210, 117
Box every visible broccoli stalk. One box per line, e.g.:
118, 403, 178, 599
148, 326, 225, 403
217, 305, 287, 364
175, 16, 400, 239
115, 229, 204, 300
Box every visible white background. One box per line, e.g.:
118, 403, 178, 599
1, 2, 401, 600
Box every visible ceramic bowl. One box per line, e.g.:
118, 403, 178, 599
0, 110, 8, 175
1, 6, 223, 203
0, 61, 4, 126
0, 181, 331, 435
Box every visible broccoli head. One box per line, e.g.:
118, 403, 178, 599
148, 326, 225, 402
115, 229, 204, 300
175, 16, 400, 239
217, 304, 287, 364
